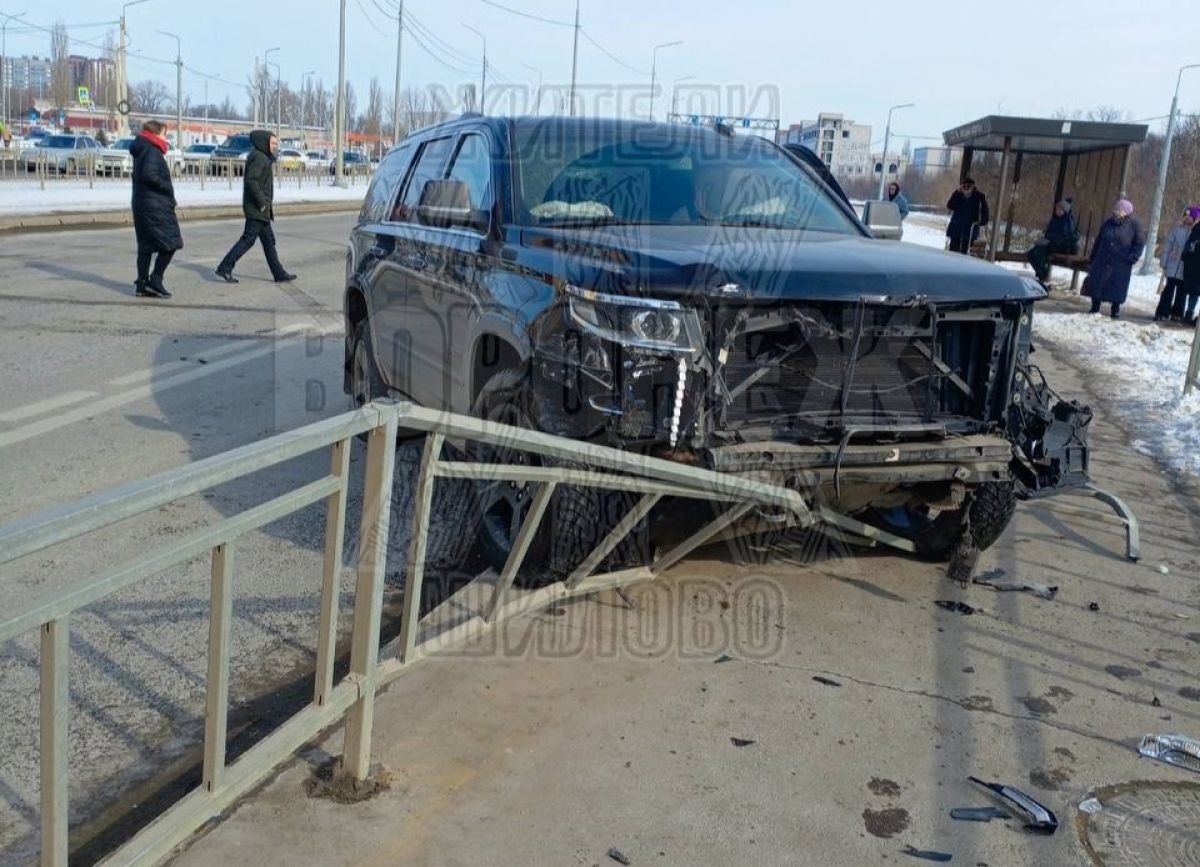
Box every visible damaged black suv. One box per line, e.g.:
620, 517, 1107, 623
344, 116, 1089, 580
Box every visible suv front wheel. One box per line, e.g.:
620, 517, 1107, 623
864, 481, 1017, 560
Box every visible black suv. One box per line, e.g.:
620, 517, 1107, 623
343, 116, 1090, 579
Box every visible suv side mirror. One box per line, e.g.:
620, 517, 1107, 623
417, 179, 488, 233
862, 200, 904, 241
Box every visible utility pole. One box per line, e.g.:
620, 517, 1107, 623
1140, 63, 1200, 275
1, 12, 28, 135
522, 63, 543, 115
268, 61, 281, 139
264, 46, 279, 129
649, 40, 682, 122
392, 0, 403, 145
877, 102, 914, 200
334, 0, 347, 186
157, 31, 182, 148
463, 25, 486, 114
118, 0, 150, 135
569, 0, 580, 117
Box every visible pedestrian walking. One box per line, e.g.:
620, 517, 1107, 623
886, 181, 910, 220
1181, 208, 1200, 327
1084, 199, 1146, 320
946, 177, 989, 254
1155, 206, 1200, 323
215, 129, 297, 284
130, 120, 182, 299
1027, 200, 1079, 286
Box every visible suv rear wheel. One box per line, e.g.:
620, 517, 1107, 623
349, 317, 386, 409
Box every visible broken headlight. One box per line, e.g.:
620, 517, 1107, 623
566, 285, 703, 354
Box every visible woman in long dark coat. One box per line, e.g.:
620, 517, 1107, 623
1182, 213, 1200, 326
130, 120, 182, 298
1086, 198, 1145, 319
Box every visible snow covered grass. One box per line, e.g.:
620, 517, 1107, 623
0, 177, 367, 216
902, 213, 1200, 478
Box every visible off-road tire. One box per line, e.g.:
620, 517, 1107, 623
349, 317, 387, 408
866, 481, 1018, 561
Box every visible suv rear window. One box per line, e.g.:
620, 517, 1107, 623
513, 121, 859, 234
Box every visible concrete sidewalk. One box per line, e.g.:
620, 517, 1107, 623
167, 346, 1200, 867
0, 199, 361, 234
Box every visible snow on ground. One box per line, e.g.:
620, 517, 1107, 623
0, 178, 367, 216
903, 213, 1200, 478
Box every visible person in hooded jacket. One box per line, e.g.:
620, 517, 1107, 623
945, 177, 989, 254
215, 129, 297, 283
130, 120, 182, 298
1155, 206, 1200, 323
1181, 208, 1200, 326
1027, 199, 1079, 286
886, 181, 909, 220
1086, 198, 1146, 320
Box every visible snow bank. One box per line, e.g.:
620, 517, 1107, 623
0, 178, 366, 216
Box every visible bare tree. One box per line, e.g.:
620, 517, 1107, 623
50, 21, 71, 110
343, 81, 358, 133
363, 76, 384, 138
130, 79, 171, 114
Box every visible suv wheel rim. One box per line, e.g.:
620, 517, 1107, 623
351, 336, 370, 407
478, 403, 540, 551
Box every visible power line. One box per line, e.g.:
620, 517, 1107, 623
479, 0, 573, 27
580, 29, 649, 76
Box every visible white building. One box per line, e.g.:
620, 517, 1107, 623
779, 112, 872, 178
871, 152, 910, 184
911, 146, 962, 177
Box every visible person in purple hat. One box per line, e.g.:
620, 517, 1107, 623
1155, 206, 1200, 323
1086, 198, 1146, 319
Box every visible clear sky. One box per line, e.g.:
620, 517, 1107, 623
5, 0, 1198, 141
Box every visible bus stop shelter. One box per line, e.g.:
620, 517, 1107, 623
943, 115, 1148, 264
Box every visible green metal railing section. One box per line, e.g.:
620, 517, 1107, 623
0, 400, 810, 866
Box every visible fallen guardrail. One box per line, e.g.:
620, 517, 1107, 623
0, 399, 813, 866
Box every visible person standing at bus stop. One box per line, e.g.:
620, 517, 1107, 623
946, 177, 989, 254
130, 120, 182, 299
1086, 199, 1145, 320
215, 130, 297, 284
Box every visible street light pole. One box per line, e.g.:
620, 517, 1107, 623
877, 101, 914, 200
157, 31, 181, 148
569, 0, 579, 116
522, 63, 543, 115
333, 0, 347, 186
301, 70, 315, 148
268, 61, 281, 139
670, 74, 695, 119
263, 46, 279, 129
118, 0, 150, 136
649, 40, 682, 122
1, 12, 28, 134
1140, 63, 1200, 275
463, 24, 486, 114
392, 0, 403, 144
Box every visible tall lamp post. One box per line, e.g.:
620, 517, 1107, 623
463, 24, 486, 114
263, 46, 279, 129
157, 30, 182, 147
648, 40, 682, 122
670, 74, 695, 119
2, 12, 28, 133
300, 69, 316, 148
333, 0, 347, 186
1140, 63, 1200, 275
877, 101, 914, 200
268, 60, 281, 139
391, 0, 403, 145
118, 0, 151, 135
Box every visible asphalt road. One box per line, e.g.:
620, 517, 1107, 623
0, 213, 365, 864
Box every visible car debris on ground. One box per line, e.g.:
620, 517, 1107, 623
1138, 732, 1200, 772
968, 776, 1058, 833
971, 568, 1058, 599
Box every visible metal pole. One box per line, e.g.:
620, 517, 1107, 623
877, 102, 914, 200
988, 135, 1013, 262
268, 61, 281, 139
392, 0, 403, 143
263, 46, 279, 129
1140, 63, 1199, 275
334, 0, 347, 186
463, 25, 485, 114
649, 41, 682, 122
523, 64, 543, 115
1, 13, 29, 137
158, 31, 182, 149
569, 0, 579, 117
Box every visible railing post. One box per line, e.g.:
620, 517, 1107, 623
315, 438, 351, 706
40, 618, 69, 867
203, 542, 234, 793
341, 408, 398, 781
397, 433, 444, 659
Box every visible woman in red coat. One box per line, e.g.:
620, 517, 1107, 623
130, 120, 183, 298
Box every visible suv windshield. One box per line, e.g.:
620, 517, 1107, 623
43, 136, 75, 148
512, 120, 860, 234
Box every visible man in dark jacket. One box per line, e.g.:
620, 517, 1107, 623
1027, 199, 1079, 285
1181, 215, 1200, 326
945, 177, 989, 255
215, 129, 297, 283
130, 120, 182, 298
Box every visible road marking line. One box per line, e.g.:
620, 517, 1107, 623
108, 340, 261, 387
0, 390, 99, 423
0, 336, 302, 451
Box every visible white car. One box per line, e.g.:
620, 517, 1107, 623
305, 150, 330, 169
97, 137, 137, 175
24, 134, 102, 172
277, 148, 309, 171
182, 143, 218, 172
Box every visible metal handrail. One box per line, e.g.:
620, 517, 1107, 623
0, 399, 811, 866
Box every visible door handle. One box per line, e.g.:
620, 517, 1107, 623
402, 253, 429, 271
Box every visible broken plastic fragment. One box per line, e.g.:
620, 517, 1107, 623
812, 676, 842, 688
901, 845, 953, 862
1138, 733, 1200, 773
968, 776, 1058, 833
972, 570, 1058, 599
607, 846, 632, 866
1078, 797, 1102, 815
935, 600, 976, 615
949, 806, 1009, 822
730, 737, 756, 747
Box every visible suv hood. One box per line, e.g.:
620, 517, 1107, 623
521, 225, 1043, 304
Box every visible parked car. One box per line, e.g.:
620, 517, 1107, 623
96, 136, 136, 175
342, 116, 1093, 584
182, 142, 218, 172
23, 134, 102, 172
305, 150, 330, 169
328, 150, 370, 175
210, 133, 254, 174
277, 148, 308, 171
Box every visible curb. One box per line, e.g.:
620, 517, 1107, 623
0, 199, 363, 235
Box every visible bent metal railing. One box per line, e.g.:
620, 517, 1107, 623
0, 400, 812, 866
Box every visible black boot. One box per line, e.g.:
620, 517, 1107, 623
147, 273, 172, 298
215, 268, 239, 284
135, 278, 157, 298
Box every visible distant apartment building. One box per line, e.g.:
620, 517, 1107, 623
1, 55, 52, 99
68, 55, 115, 102
778, 112, 872, 178
911, 146, 962, 177
872, 152, 910, 183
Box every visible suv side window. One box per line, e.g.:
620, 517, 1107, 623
392, 136, 454, 223
359, 144, 412, 224
445, 133, 494, 213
